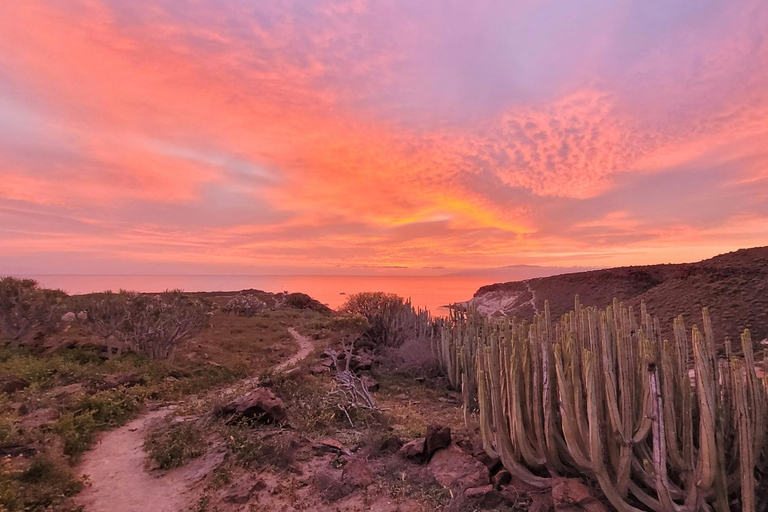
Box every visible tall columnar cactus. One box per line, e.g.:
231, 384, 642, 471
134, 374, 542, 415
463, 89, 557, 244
438, 297, 767, 511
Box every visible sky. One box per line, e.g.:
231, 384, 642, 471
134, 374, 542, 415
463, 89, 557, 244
1, 0, 767, 275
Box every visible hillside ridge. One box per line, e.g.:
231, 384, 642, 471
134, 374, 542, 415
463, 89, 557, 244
469, 246, 768, 346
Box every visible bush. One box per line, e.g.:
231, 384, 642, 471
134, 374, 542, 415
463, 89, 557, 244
54, 388, 144, 458
145, 419, 206, 470
77, 290, 209, 360
222, 294, 266, 317
0, 455, 83, 511
0, 277, 67, 346
340, 292, 427, 347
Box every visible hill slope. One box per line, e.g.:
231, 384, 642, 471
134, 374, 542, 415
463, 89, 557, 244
469, 247, 768, 346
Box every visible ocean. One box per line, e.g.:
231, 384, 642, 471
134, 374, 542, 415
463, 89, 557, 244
24, 274, 497, 315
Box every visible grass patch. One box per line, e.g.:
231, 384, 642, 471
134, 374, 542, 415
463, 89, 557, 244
145, 419, 207, 470
0, 456, 83, 512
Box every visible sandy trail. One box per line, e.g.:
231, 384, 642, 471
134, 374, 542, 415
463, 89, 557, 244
75, 327, 314, 512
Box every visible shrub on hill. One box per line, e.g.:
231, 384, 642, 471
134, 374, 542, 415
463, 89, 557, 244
339, 292, 431, 347
0, 277, 67, 347
222, 294, 267, 317
76, 290, 209, 360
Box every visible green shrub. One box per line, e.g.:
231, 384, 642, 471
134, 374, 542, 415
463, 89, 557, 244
145, 420, 206, 470
54, 388, 144, 458
0, 455, 82, 511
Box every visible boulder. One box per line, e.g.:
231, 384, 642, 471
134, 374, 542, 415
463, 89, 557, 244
61, 312, 76, 322
424, 424, 451, 457
428, 444, 490, 495
551, 478, 608, 512
0, 376, 29, 394
217, 387, 288, 424
398, 438, 426, 460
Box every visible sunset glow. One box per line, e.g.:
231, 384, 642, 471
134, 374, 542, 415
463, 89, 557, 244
2, 1, 768, 274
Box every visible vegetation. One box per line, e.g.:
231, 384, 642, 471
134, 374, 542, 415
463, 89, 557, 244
0, 285, 329, 512
145, 419, 207, 470
0, 278, 67, 347
340, 292, 432, 346
436, 297, 768, 511
76, 290, 210, 360
222, 294, 266, 317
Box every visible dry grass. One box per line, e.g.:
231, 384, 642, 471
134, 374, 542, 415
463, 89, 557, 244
0, 292, 333, 512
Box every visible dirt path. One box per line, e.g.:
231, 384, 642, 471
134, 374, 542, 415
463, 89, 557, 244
75, 327, 313, 512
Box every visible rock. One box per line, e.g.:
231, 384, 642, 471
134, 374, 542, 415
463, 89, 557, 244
472, 448, 502, 473
97, 373, 146, 391
76, 311, 88, 321
428, 444, 490, 495
462, 485, 503, 509
361, 375, 379, 392
341, 458, 373, 487
0, 376, 29, 394
313, 438, 351, 455
350, 353, 373, 371
222, 477, 266, 504
492, 469, 512, 488
18, 408, 60, 431
314, 470, 354, 502
398, 438, 426, 460
61, 312, 76, 322
527, 491, 554, 512
216, 387, 288, 424
282, 366, 306, 380
551, 478, 608, 512
310, 365, 330, 375
54, 383, 86, 398
424, 424, 451, 457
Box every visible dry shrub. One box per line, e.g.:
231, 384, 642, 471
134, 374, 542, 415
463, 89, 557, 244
76, 290, 209, 360
0, 277, 67, 347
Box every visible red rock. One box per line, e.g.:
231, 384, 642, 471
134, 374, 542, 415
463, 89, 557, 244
398, 438, 426, 460
424, 424, 451, 457
217, 387, 288, 424
551, 478, 608, 512
463, 485, 503, 509
313, 437, 351, 455
0, 376, 29, 393
428, 444, 490, 494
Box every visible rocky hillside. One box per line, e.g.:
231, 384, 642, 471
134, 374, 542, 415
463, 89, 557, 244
468, 246, 768, 348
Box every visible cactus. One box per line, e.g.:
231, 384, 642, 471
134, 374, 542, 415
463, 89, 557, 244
436, 297, 767, 511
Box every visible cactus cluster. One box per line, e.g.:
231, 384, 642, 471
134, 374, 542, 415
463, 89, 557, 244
434, 296, 767, 511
